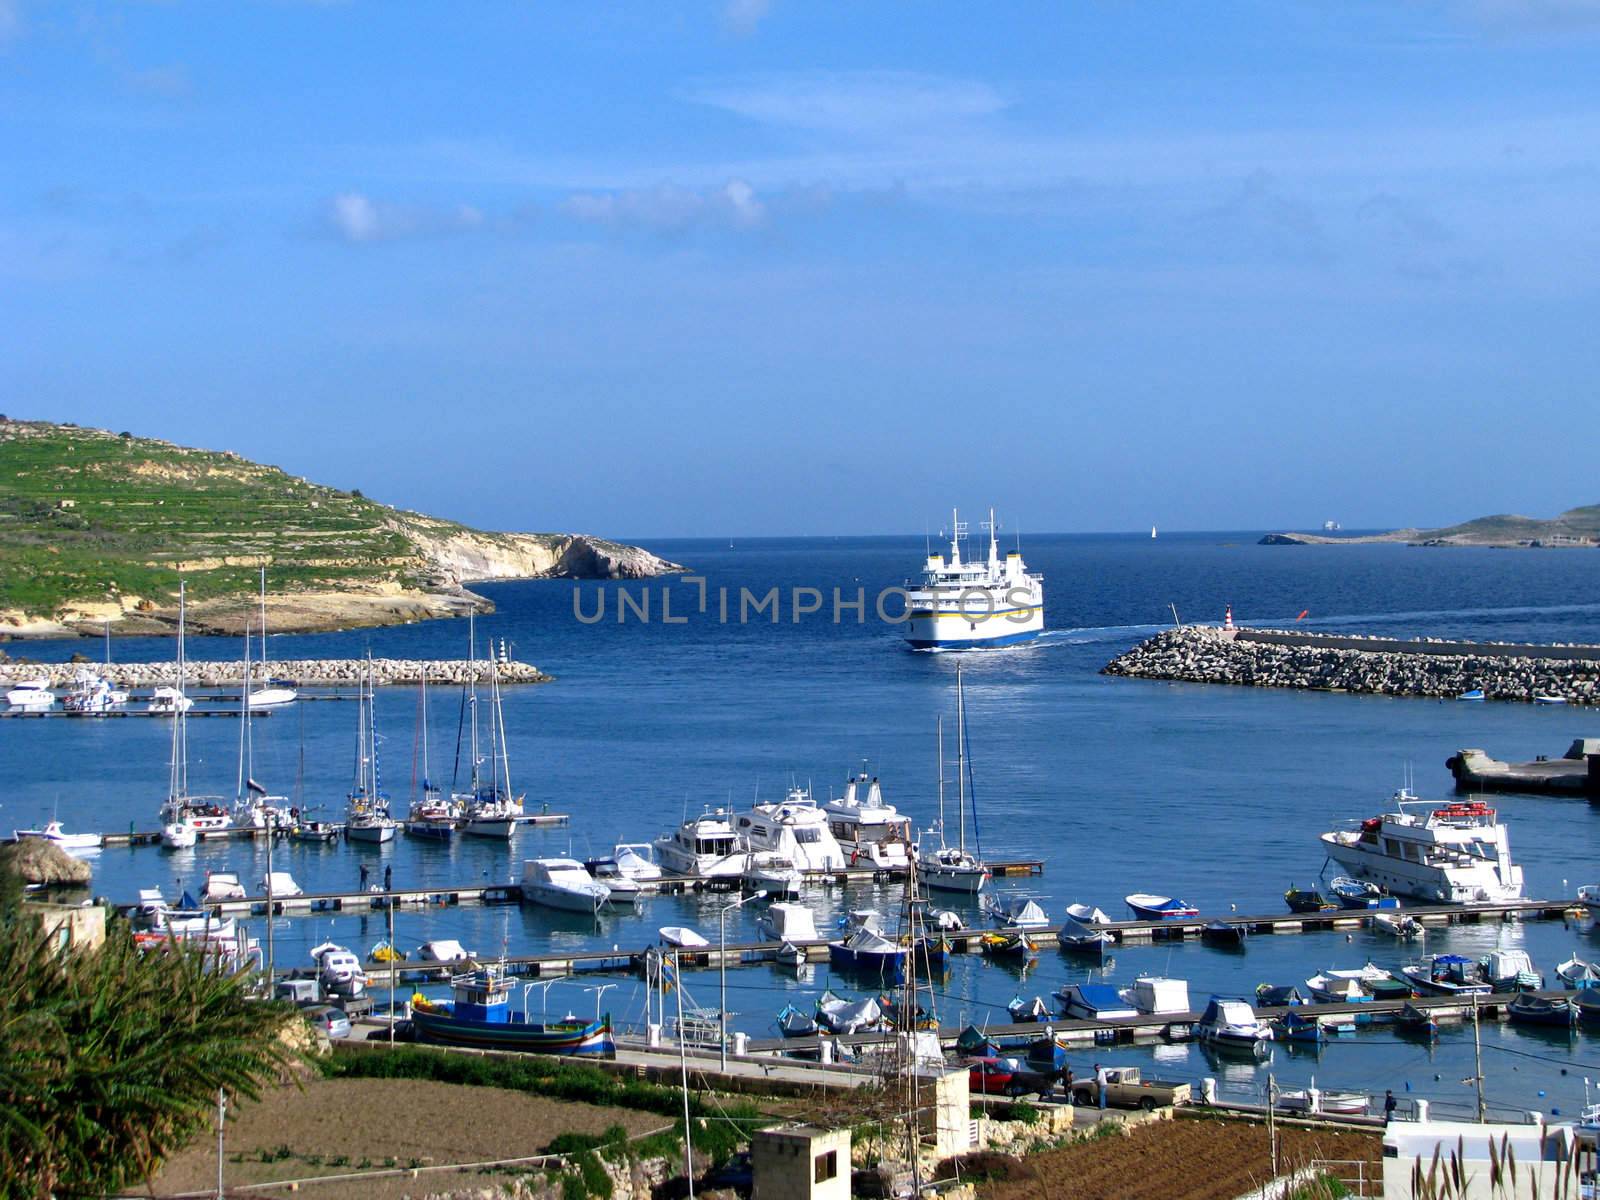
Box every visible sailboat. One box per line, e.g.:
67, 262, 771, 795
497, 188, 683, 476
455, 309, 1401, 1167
247, 567, 297, 708
1151, 525, 1158, 539
916, 666, 990, 894
159, 582, 232, 849
233, 620, 291, 830
346, 657, 398, 844
455, 621, 521, 839
405, 671, 456, 841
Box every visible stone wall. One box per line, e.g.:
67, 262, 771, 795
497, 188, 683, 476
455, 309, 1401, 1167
1103, 626, 1599, 704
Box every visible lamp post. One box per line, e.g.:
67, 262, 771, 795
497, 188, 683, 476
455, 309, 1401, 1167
719, 890, 762, 1071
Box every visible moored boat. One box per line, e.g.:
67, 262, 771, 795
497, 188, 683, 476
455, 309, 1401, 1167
1201, 921, 1247, 948
985, 896, 1051, 930
520, 858, 610, 914
1481, 948, 1542, 992
1195, 997, 1273, 1048
815, 989, 884, 1034
1057, 983, 1138, 1021
823, 773, 913, 869
1320, 792, 1524, 904
1507, 992, 1573, 1029
1125, 893, 1199, 921
658, 926, 708, 948
1397, 1001, 1440, 1038
1556, 955, 1600, 990
829, 926, 906, 977
13, 819, 102, 855
1573, 988, 1600, 1027
1328, 876, 1385, 909
1255, 983, 1303, 1008
776, 1003, 818, 1038
978, 929, 1038, 961
652, 809, 745, 879
1285, 886, 1336, 913
1056, 916, 1113, 954
410, 965, 615, 1057
757, 901, 819, 944
1402, 953, 1492, 996
917, 673, 990, 894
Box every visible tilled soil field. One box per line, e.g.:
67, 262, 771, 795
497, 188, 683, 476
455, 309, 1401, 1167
149, 1077, 668, 1199
975, 1116, 1382, 1200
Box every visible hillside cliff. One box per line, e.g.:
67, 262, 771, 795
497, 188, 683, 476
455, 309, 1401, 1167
1261, 504, 1600, 548
0, 418, 684, 637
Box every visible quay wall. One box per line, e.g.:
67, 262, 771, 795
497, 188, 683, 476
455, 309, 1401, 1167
1102, 626, 1600, 704
0, 657, 550, 687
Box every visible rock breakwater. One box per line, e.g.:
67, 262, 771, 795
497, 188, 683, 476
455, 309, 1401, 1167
1102, 626, 1600, 704
0, 658, 550, 688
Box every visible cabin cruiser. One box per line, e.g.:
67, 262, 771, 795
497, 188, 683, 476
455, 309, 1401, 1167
743, 852, 803, 898
1319, 792, 1524, 904
63, 669, 128, 713
6, 677, 55, 710
1401, 953, 1493, 996
1120, 976, 1191, 1015
584, 858, 643, 904
1195, 997, 1274, 1048
823, 773, 913, 869
13, 820, 101, 855
735, 787, 848, 872
653, 809, 746, 878
903, 508, 1044, 649
146, 686, 193, 714
757, 901, 820, 943
521, 858, 611, 914
311, 942, 368, 998
610, 844, 663, 883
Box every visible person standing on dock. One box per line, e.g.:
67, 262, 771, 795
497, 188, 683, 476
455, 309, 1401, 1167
383, 864, 392, 892
360, 864, 369, 891
1384, 1090, 1397, 1124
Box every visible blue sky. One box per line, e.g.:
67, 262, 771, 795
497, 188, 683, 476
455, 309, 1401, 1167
3, 2, 1599, 538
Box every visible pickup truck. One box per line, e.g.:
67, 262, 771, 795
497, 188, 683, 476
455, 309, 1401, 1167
1069, 1066, 1191, 1111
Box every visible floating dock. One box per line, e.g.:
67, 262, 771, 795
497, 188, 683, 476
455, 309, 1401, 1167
1098, 898, 1574, 943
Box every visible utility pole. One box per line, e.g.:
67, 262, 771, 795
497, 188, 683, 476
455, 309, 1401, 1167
1267, 1072, 1278, 1177
1472, 992, 1487, 1122
215, 1088, 227, 1198
388, 899, 396, 1045
674, 949, 694, 1200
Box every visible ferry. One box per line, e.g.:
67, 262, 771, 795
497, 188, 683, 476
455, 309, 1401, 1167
904, 508, 1043, 649
823, 772, 914, 869
1319, 792, 1524, 904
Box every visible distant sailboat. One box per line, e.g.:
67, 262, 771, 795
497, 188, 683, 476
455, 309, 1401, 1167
1151, 525, 1158, 539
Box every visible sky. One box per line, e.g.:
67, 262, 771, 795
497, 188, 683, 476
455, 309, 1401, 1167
3, 1, 1599, 539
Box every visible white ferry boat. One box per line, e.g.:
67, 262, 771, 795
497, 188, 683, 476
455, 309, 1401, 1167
823, 773, 913, 869
1319, 792, 1524, 904
903, 508, 1043, 649
735, 787, 848, 872
653, 809, 747, 878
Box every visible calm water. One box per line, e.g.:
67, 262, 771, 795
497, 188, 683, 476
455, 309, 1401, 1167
8, 534, 1600, 1119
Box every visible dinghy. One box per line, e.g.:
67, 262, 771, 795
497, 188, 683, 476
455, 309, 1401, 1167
1284, 886, 1336, 913
658, 926, 709, 948
1124, 893, 1199, 921
1556, 955, 1600, 990
1508, 992, 1574, 1029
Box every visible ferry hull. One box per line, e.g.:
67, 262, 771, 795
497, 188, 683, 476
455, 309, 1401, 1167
904, 609, 1044, 650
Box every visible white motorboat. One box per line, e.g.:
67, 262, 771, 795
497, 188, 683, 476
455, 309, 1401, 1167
1481, 948, 1542, 991
1196, 997, 1274, 1047
63, 669, 128, 713
1319, 792, 1523, 904
757, 901, 820, 943
160, 822, 198, 849
311, 942, 368, 998
611, 843, 663, 883
823, 772, 913, 868
743, 851, 803, 898
259, 871, 307, 907
1372, 911, 1424, 940
984, 896, 1051, 930
1120, 976, 1190, 1015
584, 858, 643, 904
13, 819, 102, 855
247, 567, 298, 708
345, 658, 398, 844
736, 786, 848, 872
659, 926, 709, 948
1065, 903, 1112, 925
146, 686, 193, 714
1056, 917, 1113, 952
653, 809, 746, 878
1279, 1087, 1369, 1116
916, 669, 990, 894
6, 677, 55, 710
417, 939, 476, 963
201, 873, 248, 902
903, 508, 1044, 649
246, 684, 297, 709
520, 857, 611, 913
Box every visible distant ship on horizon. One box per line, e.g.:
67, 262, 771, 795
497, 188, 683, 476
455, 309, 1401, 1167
903, 508, 1044, 650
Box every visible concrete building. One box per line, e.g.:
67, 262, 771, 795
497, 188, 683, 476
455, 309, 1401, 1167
1383, 1119, 1593, 1199
752, 1124, 850, 1200
29, 900, 107, 953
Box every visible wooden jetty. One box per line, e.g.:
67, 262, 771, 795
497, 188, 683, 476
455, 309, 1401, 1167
1100, 898, 1575, 944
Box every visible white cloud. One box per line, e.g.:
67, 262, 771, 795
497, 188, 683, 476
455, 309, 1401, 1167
688, 70, 1009, 136
0, 0, 21, 45
330, 193, 382, 242
325, 193, 496, 243
560, 179, 767, 233
723, 0, 769, 36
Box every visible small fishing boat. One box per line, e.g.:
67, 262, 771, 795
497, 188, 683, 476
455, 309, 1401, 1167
1057, 983, 1138, 1021
1329, 876, 1385, 909
1457, 688, 1485, 702
776, 1003, 818, 1038
1480, 949, 1542, 992
1507, 992, 1574, 1029
417, 939, 475, 963
410, 965, 615, 1056
1573, 989, 1600, 1027
933, 908, 964, 932
1325, 962, 1412, 1000
1195, 997, 1273, 1048
659, 926, 709, 949
520, 858, 611, 914
1007, 994, 1052, 1023
978, 930, 1038, 961
146, 686, 193, 714
985, 896, 1051, 930
369, 940, 406, 963
13, 819, 102, 855
1255, 983, 1303, 1007
1305, 973, 1370, 1004
1372, 911, 1424, 940
815, 990, 883, 1034
1402, 953, 1492, 996
1125, 893, 1199, 921
756, 901, 819, 944
290, 817, 340, 844
1285, 886, 1336, 914
1201, 921, 1247, 948
201, 873, 248, 902
1279, 1088, 1369, 1116
775, 940, 807, 971
1397, 1001, 1440, 1038
1534, 694, 1569, 705
1556, 955, 1600, 990
1274, 1008, 1327, 1044
829, 926, 906, 977
1056, 916, 1114, 954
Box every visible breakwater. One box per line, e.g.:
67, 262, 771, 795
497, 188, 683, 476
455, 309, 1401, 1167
0, 658, 550, 688
1102, 626, 1600, 703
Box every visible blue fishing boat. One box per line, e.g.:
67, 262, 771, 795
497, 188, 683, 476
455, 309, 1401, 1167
1328, 876, 1386, 909
409, 965, 615, 1057
1124, 893, 1199, 920
1457, 688, 1485, 702
775, 1003, 818, 1038
828, 927, 906, 978
1507, 992, 1574, 1029
1274, 1008, 1327, 1044
1255, 983, 1303, 1007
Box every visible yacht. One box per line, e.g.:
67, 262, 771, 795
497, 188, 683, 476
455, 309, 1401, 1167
521, 857, 611, 914
13, 819, 102, 855
63, 669, 128, 713
916, 671, 990, 895
823, 772, 913, 869
653, 809, 746, 878
903, 508, 1044, 649
5, 677, 55, 711
584, 859, 642, 904
406, 672, 457, 841
345, 659, 397, 845
735, 786, 848, 872
310, 942, 368, 998
610, 843, 663, 883
1319, 792, 1524, 904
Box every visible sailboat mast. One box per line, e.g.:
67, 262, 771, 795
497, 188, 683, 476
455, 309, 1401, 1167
493, 654, 512, 799
956, 664, 967, 856
169, 581, 187, 801
258, 565, 268, 672
468, 613, 480, 792
935, 715, 945, 844
238, 621, 251, 801
420, 669, 430, 791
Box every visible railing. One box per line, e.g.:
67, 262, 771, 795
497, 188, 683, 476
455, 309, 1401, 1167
1309, 1158, 1371, 1198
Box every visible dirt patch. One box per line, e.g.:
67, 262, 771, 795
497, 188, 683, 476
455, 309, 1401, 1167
973, 1116, 1382, 1200
150, 1076, 669, 1199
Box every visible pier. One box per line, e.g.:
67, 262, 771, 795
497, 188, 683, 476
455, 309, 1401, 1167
1448, 740, 1600, 798
1097, 898, 1575, 943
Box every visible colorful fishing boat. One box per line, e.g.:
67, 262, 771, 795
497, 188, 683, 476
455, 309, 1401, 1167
1125, 893, 1199, 921
1507, 992, 1573, 1029
1284, 886, 1336, 914
409, 965, 615, 1056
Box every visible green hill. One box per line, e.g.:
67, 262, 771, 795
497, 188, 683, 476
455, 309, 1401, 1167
1262, 503, 1600, 547
0, 418, 680, 636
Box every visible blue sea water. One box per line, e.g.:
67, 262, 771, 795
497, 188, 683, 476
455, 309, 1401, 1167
7, 533, 1600, 1119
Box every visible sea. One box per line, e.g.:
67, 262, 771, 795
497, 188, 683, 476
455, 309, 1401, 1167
7, 532, 1600, 1120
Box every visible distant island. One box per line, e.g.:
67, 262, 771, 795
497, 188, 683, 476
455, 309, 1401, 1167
1261, 503, 1600, 548
0, 418, 684, 638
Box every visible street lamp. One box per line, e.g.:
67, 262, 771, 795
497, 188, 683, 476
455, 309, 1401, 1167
719, 890, 763, 1071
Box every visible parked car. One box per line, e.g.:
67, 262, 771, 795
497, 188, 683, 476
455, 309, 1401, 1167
966, 1055, 1057, 1098
303, 1004, 352, 1040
